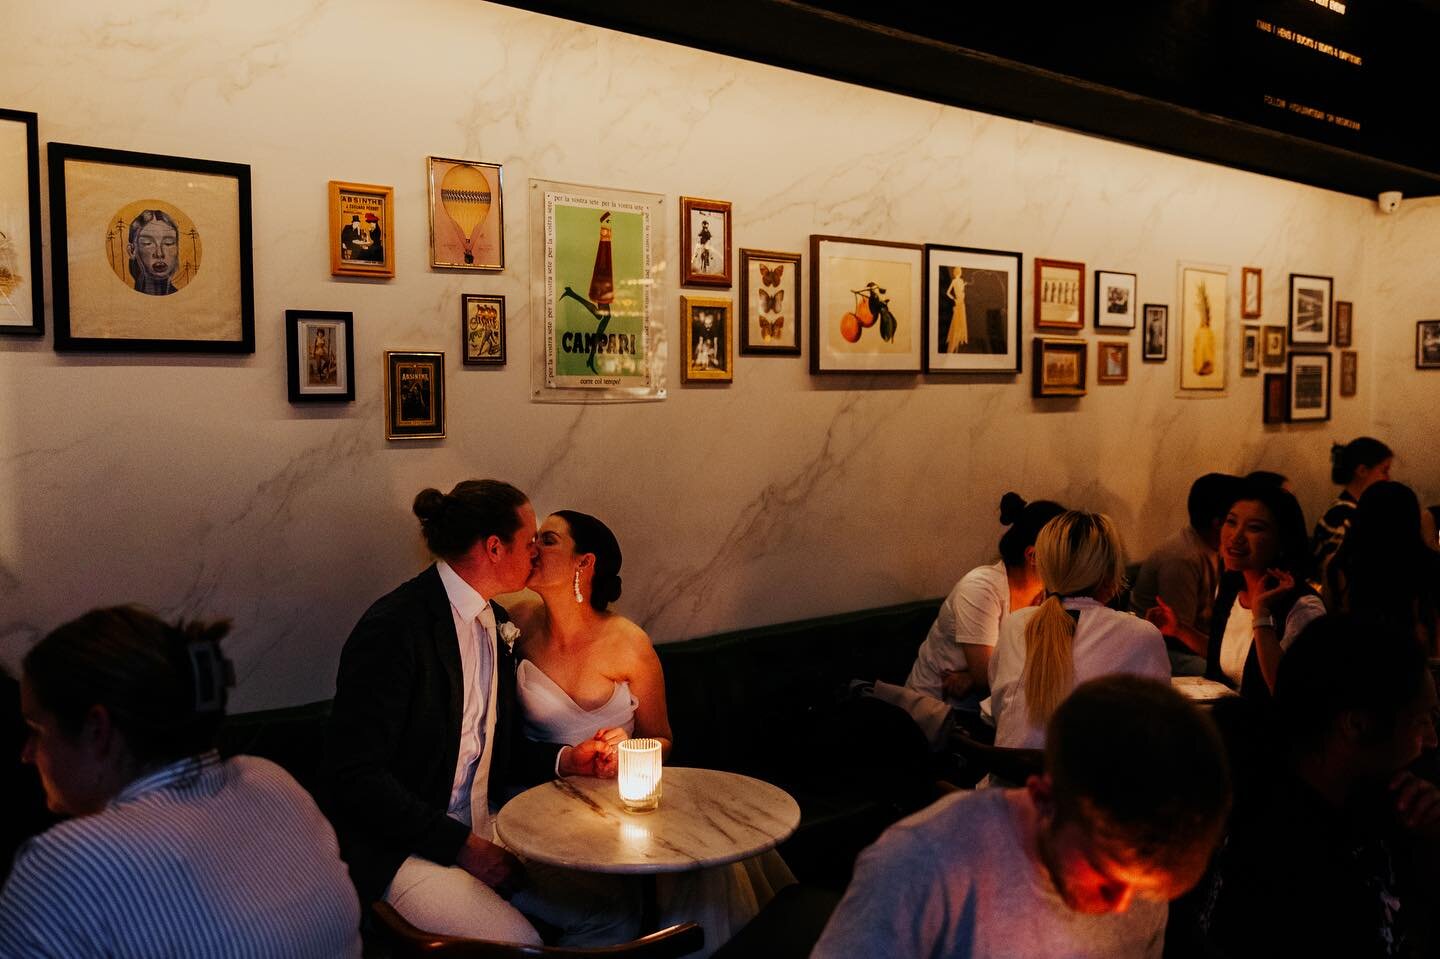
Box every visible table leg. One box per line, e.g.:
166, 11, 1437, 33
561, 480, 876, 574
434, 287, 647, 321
640, 874, 659, 933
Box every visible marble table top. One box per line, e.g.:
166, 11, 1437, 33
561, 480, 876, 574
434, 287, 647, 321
1171, 675, 1238, 703
496, 767, 800, 874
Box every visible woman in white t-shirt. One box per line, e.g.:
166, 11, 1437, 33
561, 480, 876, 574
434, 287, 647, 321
990, 511, 1169, 749
906, 493, 1066, 707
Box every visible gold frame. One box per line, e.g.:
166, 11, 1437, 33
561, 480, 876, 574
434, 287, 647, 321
680, 295, 734, 383
384, 350, 446, 440
426, 156, 505, 270
1096, 341, 1129, 383
329, 180, 395, 278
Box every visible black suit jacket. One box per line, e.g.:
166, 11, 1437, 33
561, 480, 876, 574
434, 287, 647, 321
319, 564, 560, 902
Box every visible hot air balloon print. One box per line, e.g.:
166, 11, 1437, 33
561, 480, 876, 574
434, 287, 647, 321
427, 157, 506, 270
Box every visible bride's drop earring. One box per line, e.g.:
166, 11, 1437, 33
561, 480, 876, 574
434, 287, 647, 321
573, 569, 583, 603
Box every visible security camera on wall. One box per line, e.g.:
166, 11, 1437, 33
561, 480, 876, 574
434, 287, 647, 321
1378, 191, 1403, 214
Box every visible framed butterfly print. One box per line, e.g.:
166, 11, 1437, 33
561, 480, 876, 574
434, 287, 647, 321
923, 244, 1021, 373
740, 248, 800, 355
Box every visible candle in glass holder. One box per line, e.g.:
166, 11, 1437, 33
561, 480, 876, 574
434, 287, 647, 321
617, 738, 662, 812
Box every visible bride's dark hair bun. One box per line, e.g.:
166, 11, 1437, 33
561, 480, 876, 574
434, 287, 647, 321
998, 491, 1027, 526
413, 480, 528, 561
554, 510, 623, 612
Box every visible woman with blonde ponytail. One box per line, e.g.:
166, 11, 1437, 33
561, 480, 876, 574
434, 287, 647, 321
990, 511, 1169, 749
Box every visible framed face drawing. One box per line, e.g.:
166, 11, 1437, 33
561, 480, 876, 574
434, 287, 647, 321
1141, 304, 1168, 362
330, 181, 395, 278
1288, 273, 1332, 346
48, 142, 254, 353
0, 109, 43, 336
1034, 258, 1084, 332
739, 248, 800, 355
680, 196, 731, 287
285, 310, 354, 403
810, 235, 923, 373
923, 244, 1021, 373
1093, 270, 1137, 331
1178, 264, 1227, 392
427, 156, 504, 270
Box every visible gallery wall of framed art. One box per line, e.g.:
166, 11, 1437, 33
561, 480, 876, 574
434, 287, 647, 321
0, 108, 43, 336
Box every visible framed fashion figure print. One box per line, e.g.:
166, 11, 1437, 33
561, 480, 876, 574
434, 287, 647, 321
923, 243, 1021, 373
0, 109, 43, 336
48, 142, 254, 353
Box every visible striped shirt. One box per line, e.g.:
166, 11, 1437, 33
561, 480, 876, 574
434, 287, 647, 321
0, 752, 360, 958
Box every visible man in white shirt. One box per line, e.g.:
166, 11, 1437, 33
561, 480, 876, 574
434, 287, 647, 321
321, 479, 637, 946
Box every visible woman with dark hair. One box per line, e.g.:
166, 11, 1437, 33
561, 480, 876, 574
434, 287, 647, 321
1312, 436, 1394, 579
1208, 483, 1325, 697
1326, 480, 1440, 656
0, 607, 360, 957
508, 512, 791, 957
906, 492, 1066, 709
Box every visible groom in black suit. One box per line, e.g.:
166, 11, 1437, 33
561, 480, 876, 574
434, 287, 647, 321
321, 479, 636, 946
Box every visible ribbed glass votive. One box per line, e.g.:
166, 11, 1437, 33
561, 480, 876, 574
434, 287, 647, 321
617, 738, 663, 812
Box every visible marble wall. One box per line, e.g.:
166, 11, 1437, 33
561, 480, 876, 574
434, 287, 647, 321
0, 0, 1423, 709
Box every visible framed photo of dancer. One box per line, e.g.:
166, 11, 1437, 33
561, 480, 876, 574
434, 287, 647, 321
679, 196, 731, 288
1093, 270, 1137, 331
285, 310, 354, 403
330, 181, 394, 278
48, 142, 255, 353
385, 350, 445, 440
0, 109, 43, 336
427, 157, 504, 270
1141, 304, 1168, 362
923, 243, 1021, 373
529, 178, 667, 402
810, 234, 923, 373
1033, 258, 1084, 332
1286, 351, 1331, 422
680, 295, 733, 383
739, 248, 801, 355
461, 294, 505, 366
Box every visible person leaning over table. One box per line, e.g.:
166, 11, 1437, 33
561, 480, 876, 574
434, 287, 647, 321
811, 675, 1232, 959
318, 479, 639, 947
0, 606, 361, 958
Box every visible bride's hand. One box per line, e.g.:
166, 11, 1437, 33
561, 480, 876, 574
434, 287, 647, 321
591, 728, 628, 779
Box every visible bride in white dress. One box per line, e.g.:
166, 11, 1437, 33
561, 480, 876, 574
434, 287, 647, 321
506, 511, 794, 957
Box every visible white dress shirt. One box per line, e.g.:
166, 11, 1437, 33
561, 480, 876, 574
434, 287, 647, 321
437, 560, 500, 837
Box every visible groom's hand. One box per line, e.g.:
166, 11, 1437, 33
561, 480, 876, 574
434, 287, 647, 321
456, 834, 523, 896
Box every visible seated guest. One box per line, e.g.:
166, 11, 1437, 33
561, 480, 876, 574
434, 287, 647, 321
811, 675, 1232, 959
1132, 473, 1243, 676
1207, 483, 1324, 697
0, 607, 360, 957
1194, 615, 1439, 958
508, 510, 793, 958
1326, 481, 1440, 656
0, 668, 54, 885
869, 493, 1064, 746
991, 510, 1169, 749
1312, 436, 1394, 581
320, 480, 637, 947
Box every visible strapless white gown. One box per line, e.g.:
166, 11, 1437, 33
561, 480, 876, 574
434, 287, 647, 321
515, 660, 795, 956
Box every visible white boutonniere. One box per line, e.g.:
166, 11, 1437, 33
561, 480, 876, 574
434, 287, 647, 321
497, 621, 520, 655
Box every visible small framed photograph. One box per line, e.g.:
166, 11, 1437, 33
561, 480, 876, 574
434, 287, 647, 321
1288, 273, 1332, 346
1034, 258, 1085, 332
1242, 325, 1261, 375
49, 142, 255, 353
427, 156, 504, 270
681, 295, 733, 382
330, 180, 395, 278
0, 109, 43, 336
1262, 325, 1286, 367
1141, 304, 1168, 361
1286, 351, 1331, 422
739, 248, 801, 355
1094, 270, 1137, 330
1334, 301, 1353, 347
1097, 341, 1129, 383
461, 293, 506, 366
810, 234, 924, 373
924, 243, 1021, 373
1241, 266, 1262, 319
285, 310, 354, 403
1262, 372, 1287, 424
680, 196, 731, 287
385, 351, 445, 440
1339, 350, 1357, 397
1416, 320, 1440, 369
1032, 337, 1086, 397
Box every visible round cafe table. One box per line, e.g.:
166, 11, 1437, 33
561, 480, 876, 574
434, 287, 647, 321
496, 767, 800, 875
